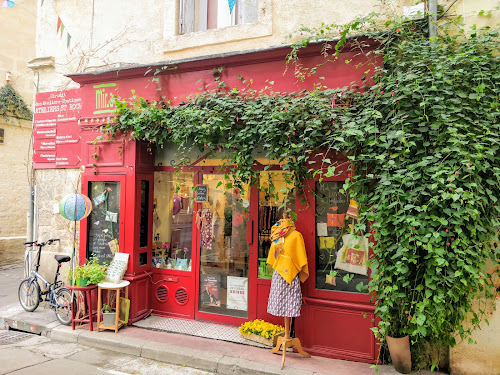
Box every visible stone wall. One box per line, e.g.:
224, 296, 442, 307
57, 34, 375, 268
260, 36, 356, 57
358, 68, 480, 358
0, 0, 37, 265
31, 168, 82, 283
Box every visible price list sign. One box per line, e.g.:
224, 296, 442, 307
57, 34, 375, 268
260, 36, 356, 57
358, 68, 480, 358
32, 89, 83, 169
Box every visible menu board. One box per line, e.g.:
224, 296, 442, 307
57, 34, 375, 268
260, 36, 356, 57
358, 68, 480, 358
195, 185, 208, 202
32, 89, 83, 169
86, 181, 121, 264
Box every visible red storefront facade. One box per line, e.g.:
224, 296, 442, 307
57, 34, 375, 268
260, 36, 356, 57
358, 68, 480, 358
33, 43, 381, 363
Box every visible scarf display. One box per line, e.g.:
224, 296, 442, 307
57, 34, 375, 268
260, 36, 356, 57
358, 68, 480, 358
267, 219, 309, 284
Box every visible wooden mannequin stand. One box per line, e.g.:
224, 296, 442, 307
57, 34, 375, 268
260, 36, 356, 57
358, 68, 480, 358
271, 316, 310, 369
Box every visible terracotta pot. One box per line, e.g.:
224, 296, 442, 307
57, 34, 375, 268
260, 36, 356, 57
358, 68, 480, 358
386, 335, 412, 374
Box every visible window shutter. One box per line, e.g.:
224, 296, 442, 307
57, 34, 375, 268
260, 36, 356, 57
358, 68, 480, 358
179, 0, 195, 34
237, 0, 258, 25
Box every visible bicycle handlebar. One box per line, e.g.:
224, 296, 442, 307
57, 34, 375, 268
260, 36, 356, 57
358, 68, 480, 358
24, 239, 60, 247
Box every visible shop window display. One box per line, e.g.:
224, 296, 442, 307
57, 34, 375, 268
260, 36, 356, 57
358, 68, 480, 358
315, 181, 369, 293
86, 181, 121, 263
152, 172, 194, 271
198, 174, 249, 318
258, 172, 295, 279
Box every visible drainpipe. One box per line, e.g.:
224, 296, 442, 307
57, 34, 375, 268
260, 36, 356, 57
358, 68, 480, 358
428, 0, 438, 38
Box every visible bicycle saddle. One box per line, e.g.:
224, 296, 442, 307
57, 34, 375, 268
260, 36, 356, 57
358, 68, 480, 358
54, 255, 71, 264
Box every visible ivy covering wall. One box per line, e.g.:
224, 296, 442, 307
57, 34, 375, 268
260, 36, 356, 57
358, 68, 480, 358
102, 9, 499, 370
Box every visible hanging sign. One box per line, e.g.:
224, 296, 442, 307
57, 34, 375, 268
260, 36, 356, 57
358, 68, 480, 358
32, 89, 83, 169
195, 185, 208, 202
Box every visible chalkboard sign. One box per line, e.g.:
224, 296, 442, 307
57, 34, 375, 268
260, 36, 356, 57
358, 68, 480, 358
195, 185, 208, 202
86, 181, 121, 264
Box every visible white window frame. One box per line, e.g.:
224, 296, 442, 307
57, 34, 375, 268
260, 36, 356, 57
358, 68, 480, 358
163, 0, 272, 53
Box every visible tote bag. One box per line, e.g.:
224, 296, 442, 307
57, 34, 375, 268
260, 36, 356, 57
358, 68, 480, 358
334, 232, 369, 275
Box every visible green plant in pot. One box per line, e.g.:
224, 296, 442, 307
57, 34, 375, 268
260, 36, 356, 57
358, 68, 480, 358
72, 266, 83, 286
101, 303, 116, 325
86, 255, 107, 286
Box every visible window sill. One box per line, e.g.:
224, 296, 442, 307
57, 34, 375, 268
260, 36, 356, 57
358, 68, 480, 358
162, 21, 272, 53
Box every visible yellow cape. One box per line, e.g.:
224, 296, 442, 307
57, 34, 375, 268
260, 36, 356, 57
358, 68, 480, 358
267, 220, 309, 285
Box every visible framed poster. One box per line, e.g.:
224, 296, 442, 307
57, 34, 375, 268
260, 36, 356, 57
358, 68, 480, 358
227, 276, 248, 311
200, 274, 221, 307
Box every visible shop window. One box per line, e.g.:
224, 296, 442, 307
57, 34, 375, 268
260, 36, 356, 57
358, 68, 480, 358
139, 180, 149, 248
198, 174, 250, 318
258, 171, 295, 279
139, 252, 148, 266
179, 0, 258, 34
315, 181, 369, 294
153, 172, 194, 271
87, 181, 121, 264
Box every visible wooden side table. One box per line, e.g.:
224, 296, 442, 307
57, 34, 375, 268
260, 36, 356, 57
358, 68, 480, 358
96, 280, 130, 333
67, 284, 97, 331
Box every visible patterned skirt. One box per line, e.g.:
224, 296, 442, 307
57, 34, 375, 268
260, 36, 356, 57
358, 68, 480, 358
267, 270, 302, 317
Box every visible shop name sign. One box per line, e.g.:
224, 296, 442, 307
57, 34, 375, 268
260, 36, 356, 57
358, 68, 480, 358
93, 83, 117, 115
33, 89, 83, 169
34, 91, 83, 118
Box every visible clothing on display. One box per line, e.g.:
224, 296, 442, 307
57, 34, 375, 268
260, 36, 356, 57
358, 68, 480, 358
266, 219, 309, 318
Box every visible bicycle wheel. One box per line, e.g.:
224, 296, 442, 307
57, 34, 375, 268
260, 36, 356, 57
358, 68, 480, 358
18, 278, 40, 312
54, 287, 72, 325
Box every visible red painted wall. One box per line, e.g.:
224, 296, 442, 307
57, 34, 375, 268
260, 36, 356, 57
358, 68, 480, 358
37, 42, 384, 362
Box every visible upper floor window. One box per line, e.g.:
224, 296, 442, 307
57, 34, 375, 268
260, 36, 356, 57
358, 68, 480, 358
179, 0, 258, 34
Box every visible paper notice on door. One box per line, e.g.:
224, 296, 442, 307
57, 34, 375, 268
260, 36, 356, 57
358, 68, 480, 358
227, 276, 248, 311
105, 211, 118, 223
317, 222, 328, 237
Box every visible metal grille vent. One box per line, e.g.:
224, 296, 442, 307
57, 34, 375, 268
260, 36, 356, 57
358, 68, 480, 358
175, 288, 188, 305
156, 285, 169, 302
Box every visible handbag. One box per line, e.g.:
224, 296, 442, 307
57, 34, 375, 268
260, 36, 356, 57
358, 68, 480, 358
334, 230, 369, 276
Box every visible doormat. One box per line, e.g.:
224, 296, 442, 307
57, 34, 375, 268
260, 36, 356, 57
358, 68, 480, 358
133, 316, 269, 348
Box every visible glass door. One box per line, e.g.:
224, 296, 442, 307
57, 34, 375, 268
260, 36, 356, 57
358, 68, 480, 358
197, 174, 251, 319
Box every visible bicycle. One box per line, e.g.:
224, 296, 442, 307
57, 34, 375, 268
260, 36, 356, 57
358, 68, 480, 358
18, 239, 73, 325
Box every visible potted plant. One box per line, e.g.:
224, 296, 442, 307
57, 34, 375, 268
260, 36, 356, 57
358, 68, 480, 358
101, 303, 116, 325
72, 266, 83, 286
67, 271, 74, 286
79, 265, 90, 287
176, 248, 188, 270
86, 256, 106, 285
239, 319, 285, 347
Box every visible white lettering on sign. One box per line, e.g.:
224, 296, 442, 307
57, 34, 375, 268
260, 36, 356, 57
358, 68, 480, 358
35, 106, 60, 114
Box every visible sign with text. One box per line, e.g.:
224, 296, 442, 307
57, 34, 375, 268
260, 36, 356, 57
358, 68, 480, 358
33, 89, 83, 169
195, 185, 208, 202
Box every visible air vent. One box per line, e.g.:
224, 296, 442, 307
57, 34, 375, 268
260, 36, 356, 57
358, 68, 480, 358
175, 287, 188, 305
156, 285, 169, 302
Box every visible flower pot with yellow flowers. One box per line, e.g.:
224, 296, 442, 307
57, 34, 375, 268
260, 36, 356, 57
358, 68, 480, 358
239, 319, 285, 347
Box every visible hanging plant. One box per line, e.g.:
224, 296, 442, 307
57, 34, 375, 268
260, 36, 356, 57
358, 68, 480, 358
0, 84, 33, 123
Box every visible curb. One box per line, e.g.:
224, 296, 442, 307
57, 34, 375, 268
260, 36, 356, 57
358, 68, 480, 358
47, 325, 319, 375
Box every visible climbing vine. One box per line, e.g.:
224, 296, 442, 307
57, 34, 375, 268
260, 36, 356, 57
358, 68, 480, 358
103, 6, 500, 370
0, 84, 32, 123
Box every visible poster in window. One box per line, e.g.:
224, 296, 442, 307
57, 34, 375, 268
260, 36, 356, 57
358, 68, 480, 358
200, 274, 220, 307
227, 276, 248, 311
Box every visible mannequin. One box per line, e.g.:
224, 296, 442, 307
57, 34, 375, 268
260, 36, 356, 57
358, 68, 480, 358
266, 218, 310, 369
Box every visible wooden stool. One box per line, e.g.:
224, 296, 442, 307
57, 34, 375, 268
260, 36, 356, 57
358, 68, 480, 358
271, 316, 310, 369
96, 280, 130, 333
68, 284, 97, 331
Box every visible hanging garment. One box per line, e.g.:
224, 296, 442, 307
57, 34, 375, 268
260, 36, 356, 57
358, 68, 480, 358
266, 219, 309, 284
267, 271, 302, 317
201, 209, 213, 250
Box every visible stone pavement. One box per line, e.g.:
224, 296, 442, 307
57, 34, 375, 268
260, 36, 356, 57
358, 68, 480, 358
0, 263, 448, 375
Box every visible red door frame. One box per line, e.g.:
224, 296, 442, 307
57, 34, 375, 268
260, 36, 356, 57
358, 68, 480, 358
192, 169, 259, 326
